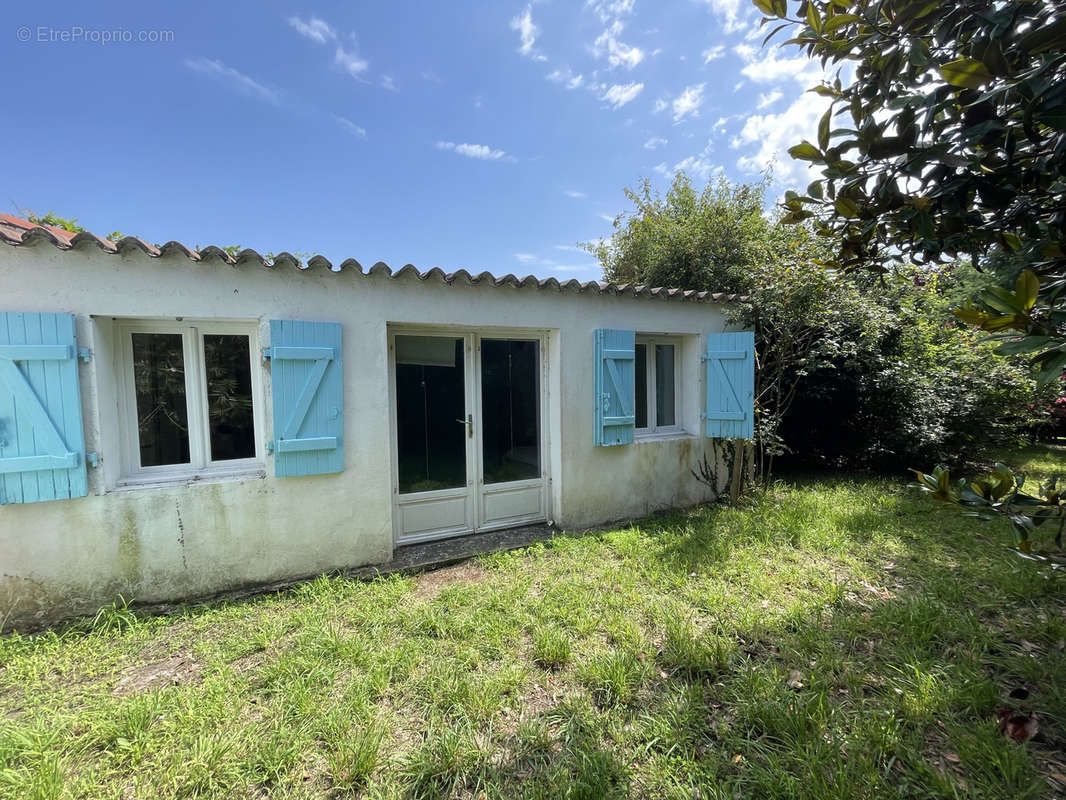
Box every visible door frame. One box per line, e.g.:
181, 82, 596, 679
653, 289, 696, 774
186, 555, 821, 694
387, 323, 551, 545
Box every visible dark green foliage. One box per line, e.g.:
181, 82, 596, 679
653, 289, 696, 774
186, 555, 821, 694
779, 265, 1051, 470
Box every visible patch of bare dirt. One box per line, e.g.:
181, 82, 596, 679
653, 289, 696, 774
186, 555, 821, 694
411, 562, 488, 602
111, 654, 201, 697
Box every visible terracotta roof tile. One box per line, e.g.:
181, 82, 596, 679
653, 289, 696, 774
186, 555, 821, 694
0, 214, 743, 304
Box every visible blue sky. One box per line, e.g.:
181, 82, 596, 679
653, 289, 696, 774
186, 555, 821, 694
3, 0, 827, 281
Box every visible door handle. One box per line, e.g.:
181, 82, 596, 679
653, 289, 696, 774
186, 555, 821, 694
454, 416, 471, 441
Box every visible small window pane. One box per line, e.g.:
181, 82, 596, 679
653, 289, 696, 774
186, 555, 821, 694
204, 335, 255, 461
655, 344, 676, 427
635, 343, 648, 428
132, 333, 190, 467
395, 336, 467, 493
481, 339, 540, 484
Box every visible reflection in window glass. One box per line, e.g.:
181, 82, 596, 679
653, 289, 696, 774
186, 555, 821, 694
655, 344, 676, 427
395, 337, 467, 493
203, 335, 255, 461
634, 343, 648, 429
132, 333, 190, 467
481, 340, 539, 484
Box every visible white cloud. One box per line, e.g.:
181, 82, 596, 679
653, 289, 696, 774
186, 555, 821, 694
547, 67, 585, 90
184, 58, 280, 105
511, 5, 547, 61
587, 0, 636, 23
515, 252, 537, 263
757, 89, 783, 109
334, 45, 369, 78
333, 115, 367, 138
555, 244, 584, 252
643, 136, 668, 149
565, 190, 587, 199
436, 141, 516, 162
671, 83, 705, 122
287, 15, 336, 44
733, 42, 820, 85
732, 89, 828, 188
702, 45, 725, 63
653, 98, 668, 113
598, 213, 616, 223
653, 136, 722, 182
601, 82, 644, 108
592, 21, 644, 69
381, 74, 397, 91
698, 0, 749, 35
420, 70, 442, 83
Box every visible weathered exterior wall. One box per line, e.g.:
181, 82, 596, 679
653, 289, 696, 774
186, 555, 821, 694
0, 242, 733, 628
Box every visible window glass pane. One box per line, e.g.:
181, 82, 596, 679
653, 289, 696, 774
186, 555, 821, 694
132, 333, 190, 467
204, 335, 255, 461
655, 344, 676, 427
481, 340, 539, 484
635, 343, 648, 428
395, 336, 466, 493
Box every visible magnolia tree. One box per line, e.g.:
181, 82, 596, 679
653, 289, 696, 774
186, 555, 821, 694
756, 0, 1066, 558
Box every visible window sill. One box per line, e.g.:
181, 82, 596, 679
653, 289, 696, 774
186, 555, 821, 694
111, 466, 267, 493
634, 430, 697, 443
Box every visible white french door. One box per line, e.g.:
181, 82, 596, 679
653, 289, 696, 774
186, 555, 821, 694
389, 328, 548, 544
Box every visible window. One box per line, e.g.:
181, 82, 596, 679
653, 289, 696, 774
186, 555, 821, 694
116, 320, 263, 483
634, 336, 681, 436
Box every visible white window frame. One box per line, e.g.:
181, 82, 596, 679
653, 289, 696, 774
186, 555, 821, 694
635, 335, 683, 438
114, 319, 265, 486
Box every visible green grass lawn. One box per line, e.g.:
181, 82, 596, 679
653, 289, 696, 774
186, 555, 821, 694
2, 450, 1066, 799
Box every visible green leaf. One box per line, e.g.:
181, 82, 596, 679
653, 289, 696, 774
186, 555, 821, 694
806, 2, 821, 33
939, 57, 995, 89
834, 197, 860, 218
822, 13, 860, 34
788, 141, 823, 162
994, 335, 1055, 356
1036, 350, 1066, 388
818, 107, 832, 150
752, 0, 776, 14
1015, 269, 1039, 312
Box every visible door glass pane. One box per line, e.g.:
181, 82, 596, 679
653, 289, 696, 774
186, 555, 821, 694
395, 336, 467, 493
655, 344, 676, 427
204, 334, 255, 461
634, 343, 648, 429
481, 340, 540, 484
132, 332, 190, 467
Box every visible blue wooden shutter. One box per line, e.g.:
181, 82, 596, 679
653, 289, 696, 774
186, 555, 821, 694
594, 329, 636, 446
0, 312, 88, 504
267, 320, 343, 477
703, 331, 755, 439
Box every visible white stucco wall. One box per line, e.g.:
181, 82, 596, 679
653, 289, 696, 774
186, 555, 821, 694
0, 242, 735, 627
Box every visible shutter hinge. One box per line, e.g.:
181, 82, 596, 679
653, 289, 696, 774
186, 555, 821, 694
86, 452, 99, 467
265, 440, 275, 454
700, 353, 710, 362
262, 347, 272, 360
77, 347, 92, 363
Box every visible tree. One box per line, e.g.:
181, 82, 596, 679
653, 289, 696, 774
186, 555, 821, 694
756, 0, 1066, 557
761, 0, 1066, 383
584, 173, 773, 296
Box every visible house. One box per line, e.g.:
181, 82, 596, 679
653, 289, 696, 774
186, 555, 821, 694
0, 213, 753, 629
